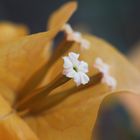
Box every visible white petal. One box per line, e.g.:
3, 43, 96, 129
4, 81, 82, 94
73, 72, 89, 86
63, 57, 73, 69
62, 24, 90, 50
81, 39, 90, 49
69, 52, 80, 66
79, 72, 90, 85
102, 74, 117, 89
72, 32, 82, 42
69, 52, 79, 60
94, 57, 110, 74
63, 68, 76, 78
79, 61, 89, 73
67, 31, 81, 42
73, 73, 81, 86
62, 24, 73, 34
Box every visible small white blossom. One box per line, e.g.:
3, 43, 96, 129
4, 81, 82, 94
63, 52, 89, 86
62, 24, 73, 34
62, 24, 90, 49
94, 57, 117, 89
80, 39, 90, 49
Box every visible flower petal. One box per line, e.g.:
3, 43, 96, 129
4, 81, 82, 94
81, 39, 90, 49
102, 74, 117, 89
63, 68, 76, 78
68, 52, 80, 66
69, 52, 79, 60
63, 57, 73, 69
79, 72, 90, 85
67, 32, 81, 42
94, 57, 110, 74
62, 24, 73, 34
79, 61, 89, 73
73, 73, 81, 86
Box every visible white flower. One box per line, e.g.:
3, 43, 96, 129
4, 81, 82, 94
94, 57, 117, 89
62, 24, 73, 34
62, 24, 90, 49
102, 74, 117, 89
80, 39, 90, 49
63, 52, 89, 86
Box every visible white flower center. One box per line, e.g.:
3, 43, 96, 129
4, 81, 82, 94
73, 65, 78, 72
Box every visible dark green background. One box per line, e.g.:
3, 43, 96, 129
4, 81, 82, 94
0, 0, 140, 53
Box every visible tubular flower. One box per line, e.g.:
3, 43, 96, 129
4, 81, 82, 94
94, 57, 117, 89
63, 52, 89, 86
0, 1, 140, 140
0, 22, 29, 44
62, 24, 90, 49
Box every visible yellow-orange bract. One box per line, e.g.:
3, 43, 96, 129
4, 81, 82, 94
0, 1, 140, 140
0, 22, 29, 44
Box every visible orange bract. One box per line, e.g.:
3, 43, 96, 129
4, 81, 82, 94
0, 22, 29, 44
0, 1, 140, 140
47, 1, 77, 29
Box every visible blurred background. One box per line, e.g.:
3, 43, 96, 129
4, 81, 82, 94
0, 0, 140, 53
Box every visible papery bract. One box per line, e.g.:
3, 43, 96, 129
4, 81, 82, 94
0, 1, 140, 140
